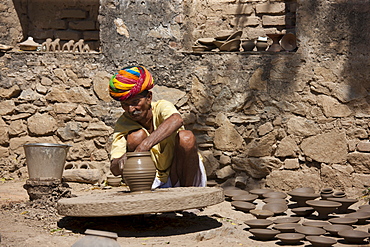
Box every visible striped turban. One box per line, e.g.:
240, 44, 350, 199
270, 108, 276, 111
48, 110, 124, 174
109, 65, 154, 101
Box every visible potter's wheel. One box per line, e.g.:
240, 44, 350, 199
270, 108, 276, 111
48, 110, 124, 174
57, 187, 224, 217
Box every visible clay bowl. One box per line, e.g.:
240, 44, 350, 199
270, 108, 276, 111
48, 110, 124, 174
358, 204, 370, 211
263, 191, 287, 199
244, 219, 273, 229
273, 217, 301, 224
262, 203, 288, 215
323, 224, 353, 237
224, 188, 249, 200
291, 207, 315, 217
231, 201, 256, 212
306, 200, 342, 219
276, 233, 305, 245
327, 197, 358, 213
263, 198, 288, 204
328, 217, 358, 225
338, 229, 370, 244
249, 189, 274, 199
291, 187, 315, 193
332, 191, 346, 198
345, 211, 370, 224
302, 220, 331, 228
295, 225, 326, 236
306, 236, 337, 247
288, 191, 320, 206
249, 228, 280, 241
213, 40, 225, 48
273, 223, 301, 233
197, 38, 216, 46
226, 30, 242, 41
219, 39, 241, 52
231, 194, 258, 203
249, 209, 274, 219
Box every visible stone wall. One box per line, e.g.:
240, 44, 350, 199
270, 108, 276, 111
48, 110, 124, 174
0, 0, 370, 197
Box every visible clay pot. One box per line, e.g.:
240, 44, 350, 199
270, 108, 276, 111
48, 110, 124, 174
249, 188, 274, 198
241, 39, 255, 51
231, 201, 256, 212
291, 187, 315, 193
224, 188, 249, 200
263, 198, 288, 204
72, 229, 121, 247
291, 207, 315, 217
249, 229, 280, 241
273, 223, 301, 233
263, 191, 287, 199
122, 152, 156, 193
320, 188, 334, 200
266, 34, 284, 52
273, 217, 301, 224
244, 219, 273, 229
333, 191, 346, 198
288, 191, 320, 206
302, 220, 330, 228
327, 197, 358, 214
231, 193, 258, 202
338, 229, 370, 244
219, 39, 241, 52
306, 236, 337, 247
19, 37, 41, 51
323, 224, 353, 237
249, 209, 274, 219
262, 203, 288, 215
306, 200, 342, 219
107, 176, 122, 187
328, 217, 358, 225
345, 211, 370, 224
295, 226, 326, 236
276, 233, 305, 244
280, 33, 297, 51
255, 40, 268, 51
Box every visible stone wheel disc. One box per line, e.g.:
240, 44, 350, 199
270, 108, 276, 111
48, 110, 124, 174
57, 187, 224, 217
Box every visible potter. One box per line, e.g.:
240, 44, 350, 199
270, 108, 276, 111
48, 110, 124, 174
108, 65, 206, 190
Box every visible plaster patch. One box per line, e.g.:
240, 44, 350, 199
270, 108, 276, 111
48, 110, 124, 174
114, 18, 129, 37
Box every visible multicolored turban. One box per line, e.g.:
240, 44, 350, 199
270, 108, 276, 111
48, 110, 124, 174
109, 65, 154, 101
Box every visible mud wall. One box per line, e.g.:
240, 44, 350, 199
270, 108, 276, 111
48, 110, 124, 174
0, 0, 369, 197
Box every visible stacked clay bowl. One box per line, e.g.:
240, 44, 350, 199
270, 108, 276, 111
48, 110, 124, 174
338, 229, 370, 244
306, 200, 342, 219
323, 224, 353, 237
249, 209, 274, 219
288, 191, 320, 206
249, 229, 280, 241
249, 188, 274, 199
306, 236, 337, 247
276, 233, 305, 245
291, 207, 315, 217
244, 219, 273, 229
273, 223, 301, 233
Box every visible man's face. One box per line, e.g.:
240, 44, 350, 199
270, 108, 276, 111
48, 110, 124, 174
120, 92, 152, 122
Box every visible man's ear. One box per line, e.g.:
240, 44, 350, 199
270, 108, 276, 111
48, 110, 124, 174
147, 91, 153, 101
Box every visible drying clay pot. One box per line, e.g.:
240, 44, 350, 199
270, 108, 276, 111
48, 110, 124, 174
291, 187, 315, 193
302, 220, 330, 228
295, 226, 326, 236
306, 200, 342, 219
219, 39, 241, 52
288, 191, 320, 206
333, 191, 346, 198
266, 34, 284, 52
19, 37, 41, 51
224, 188, 249, 200
241, 39, 255, 51
273, 217, 301, 224
244, 219, 273, 229
231, 194, 258, 202
306, 236, 337, 247
291, 207, 315, 217
263, 191, 287, 199
262, 203, 288, 215
345, 211, 370, 224
263, 198, 288, 204
249, 209, 274, 219
231, 201, 256, 212
273, 223, 301, 233
338, 229, 370, 244
249, 188, 274, 198
276, 233, 305, 244
328, 217, 357, 225
323, 224, 353, 237
320, 188, 334, 200
249, 228, 280, 241
122, 152, 156, 193
327, 197, 358, 214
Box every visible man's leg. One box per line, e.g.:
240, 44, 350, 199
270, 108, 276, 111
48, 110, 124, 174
126, 129, 147, 151
170, 130, 200, 187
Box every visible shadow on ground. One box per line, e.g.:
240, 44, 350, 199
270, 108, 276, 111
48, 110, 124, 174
58, 212, 222, 237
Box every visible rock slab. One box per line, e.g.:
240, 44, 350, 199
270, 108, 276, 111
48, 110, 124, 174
57, 187, 224, 217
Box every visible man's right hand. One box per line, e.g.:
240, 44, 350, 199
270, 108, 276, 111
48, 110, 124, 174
110, 154, 127, 176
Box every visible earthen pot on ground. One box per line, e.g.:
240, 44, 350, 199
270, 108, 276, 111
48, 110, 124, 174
273, 223, 301, 233
273, 217, 301, 224
263, 191, 287, 199
288, 191, 320, 206
248, 228, 280, 241
302, 220, 331, 228
262, 203, 288, 215
345, 211, 370, 224
291, 207, 315, 217
295, 225, 326, 236
122, 152, 156, 193
249, 209, 274, 219
332, 191, 346, 198
306, 200, 342, 219
323, 224, 353, 237
249, 188, 274, 198
224, 188, 249, 200
327, 197, 358, 213
276, 233, 305, 244
241, 39, 255, 51
328, 217, 358, 225
291, 187, 315, 193
263, 198, 288, 204
305, 236, 337, 247
231, 201, 256, 212
338, 229, 370, 244
231, 193, 258, 203
320, 188, 334, 200
244, 219, 273, 229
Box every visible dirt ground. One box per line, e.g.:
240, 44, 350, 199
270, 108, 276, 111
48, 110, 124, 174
0, 179, 369, 247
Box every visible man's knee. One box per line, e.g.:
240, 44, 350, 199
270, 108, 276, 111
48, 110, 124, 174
177, 130, 197, 148
127, 129, 147, 151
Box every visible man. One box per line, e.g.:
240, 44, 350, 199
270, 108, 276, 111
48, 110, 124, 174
109, 65, 206, 188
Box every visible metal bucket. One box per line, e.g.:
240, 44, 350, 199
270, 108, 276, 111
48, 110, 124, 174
23, 143, 72, 180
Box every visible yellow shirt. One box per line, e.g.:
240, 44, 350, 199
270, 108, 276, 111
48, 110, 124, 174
110, 100, 184, 183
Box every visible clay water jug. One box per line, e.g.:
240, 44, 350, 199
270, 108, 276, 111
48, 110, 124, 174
122, 152, 156, 192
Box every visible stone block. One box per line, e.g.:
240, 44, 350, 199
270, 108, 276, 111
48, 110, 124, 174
0, 85, 21, 99
262, 15, 286, 26
0, 100, 15, 115
232, 16, 260, 27
62, 169, 102, 184
256, 3, 285, 14
347, 152, 370, 174
83, 31, 99, 40
61, 9, 87, 19
225, 4, 253, 15
55, 30, 81, 41
216, 165, 235, 179
258, 122, 273, 136
284, 158, 299, 170
69, 21, 96, 31
357, 142, 370, 152
27, 113, 58, 136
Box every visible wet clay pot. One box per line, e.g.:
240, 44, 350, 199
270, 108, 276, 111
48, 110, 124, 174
122, 152, 156, 192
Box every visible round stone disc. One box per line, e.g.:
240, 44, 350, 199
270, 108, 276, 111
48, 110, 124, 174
57, 187, 224, 217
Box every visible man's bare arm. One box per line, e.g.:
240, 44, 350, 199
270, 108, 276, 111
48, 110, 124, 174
135, 113, 183, 152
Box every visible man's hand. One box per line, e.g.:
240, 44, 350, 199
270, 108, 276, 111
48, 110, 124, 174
110, 154, 126, 176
